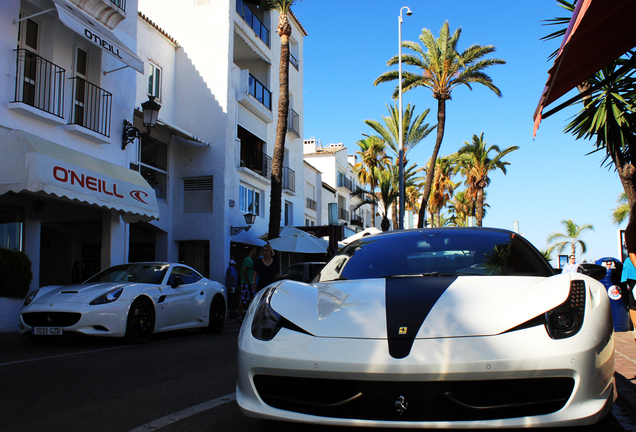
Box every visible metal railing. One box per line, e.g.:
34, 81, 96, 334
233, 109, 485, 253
337, 175, 353, 191
290, 53, 299, 70
69, 77, 112, 137
249, 74, 271, 110
306, 198, 317, 211
236, 0, 270, 47
240, 141, 272, 180
351, 215, 364, 226
110, 0, 126, 10
338, 208, 349, 221
287, 108, 299, 136
282, 167, 295, 192
13, 49, 65, 118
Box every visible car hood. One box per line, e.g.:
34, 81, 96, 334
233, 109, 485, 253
28, 282, 128, 305
270, 274, 584, 339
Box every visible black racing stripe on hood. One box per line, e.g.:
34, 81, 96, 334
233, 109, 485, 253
385, 276, 457, 359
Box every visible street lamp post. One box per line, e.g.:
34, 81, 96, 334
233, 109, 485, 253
398, 6, 412, 230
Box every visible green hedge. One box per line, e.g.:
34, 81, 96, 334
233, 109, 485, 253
0, 248, 33, 299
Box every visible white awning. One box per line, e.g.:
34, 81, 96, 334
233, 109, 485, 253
51, 0, 144, 74
0, 126, 159, 221
133, 110, 211, 146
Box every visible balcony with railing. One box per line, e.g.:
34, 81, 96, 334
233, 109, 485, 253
306, 197, 317, 211
351, 215, 364, 227
337, 175, 353, 192
249, 74, 271, 110
69, 77, 112, 137
338, 207, 350, 222
236, 0, 270, 47
240, 141, 272, 180
12, 49, 65, 119
282, 166, 295, 193
68, 0, 127, 29
287, 108, 299, 137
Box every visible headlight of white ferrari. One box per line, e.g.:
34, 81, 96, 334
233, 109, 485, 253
90, 287, 123, 305
544, 280, 586, 339
24, 289, 39, 306
251, 286, 311, 341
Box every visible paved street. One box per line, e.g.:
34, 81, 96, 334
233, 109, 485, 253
1, 325, 636, 432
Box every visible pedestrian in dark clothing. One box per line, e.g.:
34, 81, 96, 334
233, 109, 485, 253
225, 260, 238, 319
253, 244, 280, 291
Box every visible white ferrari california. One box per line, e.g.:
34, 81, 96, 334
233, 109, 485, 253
21, 262, 226, 343
237, 228, 616, 428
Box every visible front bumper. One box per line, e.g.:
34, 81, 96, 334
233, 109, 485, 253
237, 325, 616, 428
20, 302, 129, 337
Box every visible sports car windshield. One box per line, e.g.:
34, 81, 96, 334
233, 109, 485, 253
85, 264, 169, 284
316, 229, 554, 282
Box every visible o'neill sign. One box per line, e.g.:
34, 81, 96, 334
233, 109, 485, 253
84, 29, 123, 61
52, 165, 152, 207
52, 0, 144, 74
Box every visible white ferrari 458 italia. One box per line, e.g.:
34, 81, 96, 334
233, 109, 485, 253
21, 262, 227, 343
237, 228, 616, 428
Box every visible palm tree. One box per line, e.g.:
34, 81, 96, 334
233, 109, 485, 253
364, 103, 436, 159
265, 0, 298, 240
452, 133, 518, 227
354, 136, 391, 227
352, 159, 422, 232
564, 59, 636, 206
374, 21, 505, 227
613, 192, 630, 225
547, 219, 595, 256
428, 156, 458, 227
542, 2, 636, 206
447, 190, 472, 227
540, 0, 576, 61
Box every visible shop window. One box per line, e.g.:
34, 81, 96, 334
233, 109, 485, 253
136, 135, 168, 200
0, 205, 24, 251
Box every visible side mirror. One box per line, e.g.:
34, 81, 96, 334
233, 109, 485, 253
577, 263, 606, 281
171, 276, 185, 288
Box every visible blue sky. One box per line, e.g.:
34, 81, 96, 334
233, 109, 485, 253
292, 0, 625, 264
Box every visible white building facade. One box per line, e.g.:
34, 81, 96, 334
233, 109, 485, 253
135, 0, 306, 282
303, 138, 372, 235
0, 0, 305, 294
0, 0, 156, 295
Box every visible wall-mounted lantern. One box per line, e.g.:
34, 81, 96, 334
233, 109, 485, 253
122, 96, 162, 150
231, 213, 257, 235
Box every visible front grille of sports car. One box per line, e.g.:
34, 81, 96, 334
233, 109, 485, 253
22, 312, 82, 327
253, 375, 575, 421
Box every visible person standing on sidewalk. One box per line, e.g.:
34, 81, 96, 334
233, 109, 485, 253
562, 255, 579, 273
225, 260, 238, 319
622, 203, 636, 335
253, 244, 279, 292
237, 246, 257, 323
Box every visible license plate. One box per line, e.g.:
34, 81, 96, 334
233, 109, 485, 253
32, 327, 63, 336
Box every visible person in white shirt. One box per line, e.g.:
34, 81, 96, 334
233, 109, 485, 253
562, 255, 579, 273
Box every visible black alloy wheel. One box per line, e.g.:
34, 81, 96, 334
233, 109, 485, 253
125, 298, 155, 344
205, 295, 226, 334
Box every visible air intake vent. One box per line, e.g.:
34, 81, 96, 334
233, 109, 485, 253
184, 177, 213, 191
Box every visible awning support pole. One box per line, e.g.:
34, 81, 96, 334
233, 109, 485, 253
103, 65, 130, 76
13, 9, 54, 24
